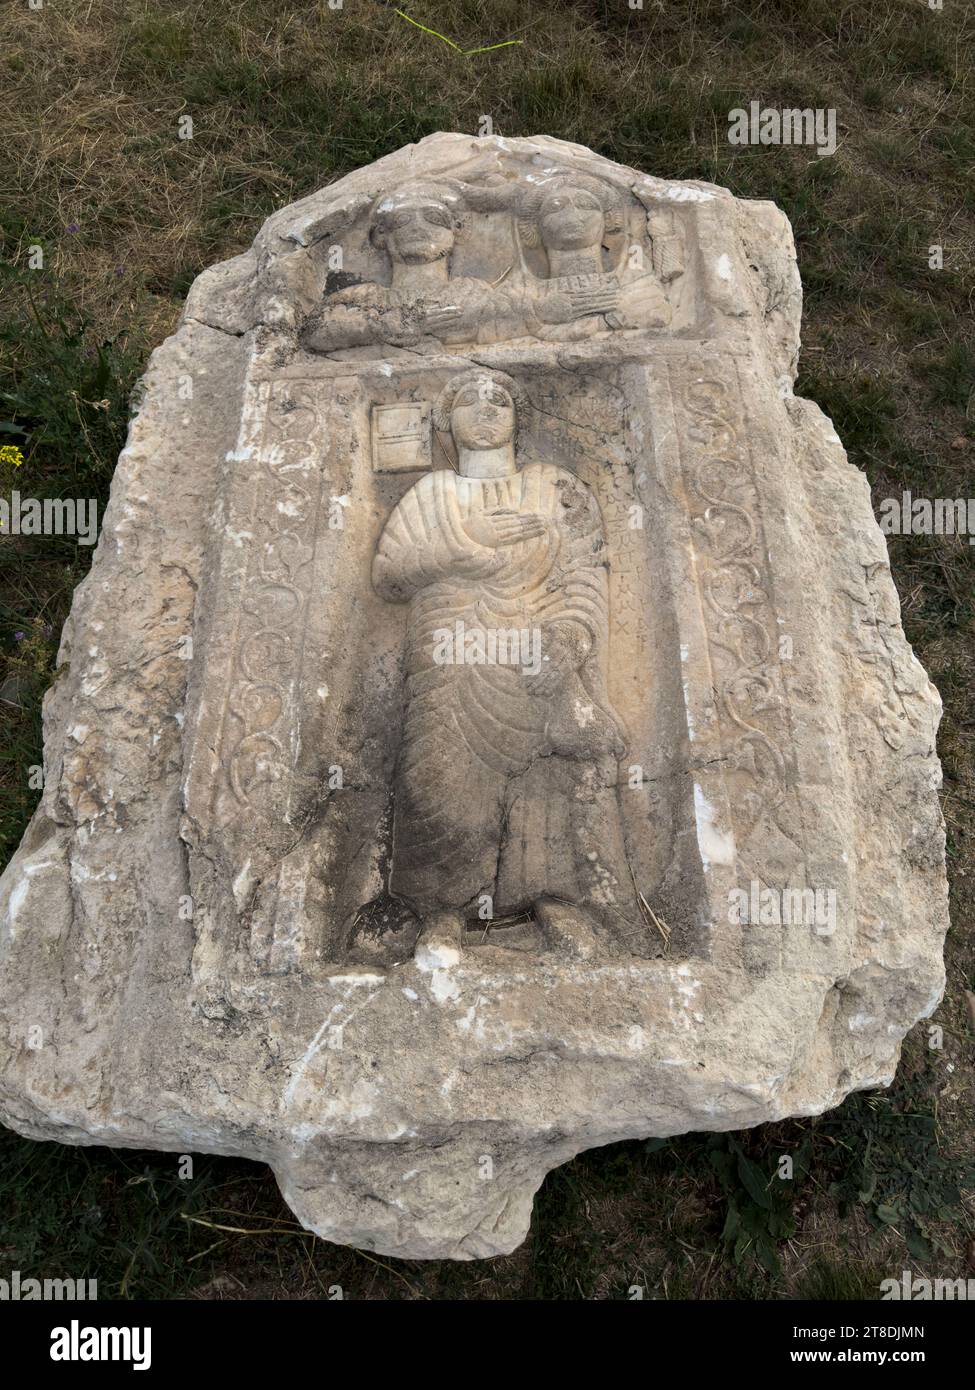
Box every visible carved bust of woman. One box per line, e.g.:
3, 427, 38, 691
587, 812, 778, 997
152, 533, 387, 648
517, 172, 673, 340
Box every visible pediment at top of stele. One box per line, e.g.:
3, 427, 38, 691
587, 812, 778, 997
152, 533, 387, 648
183, 132, 800, 375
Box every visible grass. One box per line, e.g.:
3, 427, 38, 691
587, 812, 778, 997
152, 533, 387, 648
0, 0, 973, 1299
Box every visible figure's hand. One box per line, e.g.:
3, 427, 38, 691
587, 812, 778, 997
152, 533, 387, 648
379, 307, 424, 348
421, 304, 467, 337
463, 508, 548, 551
566, 284, 619, 318
534, 290, 574, 325
535, 285, 619, 325
544, 697, 628, 761
647, 209, 675, 240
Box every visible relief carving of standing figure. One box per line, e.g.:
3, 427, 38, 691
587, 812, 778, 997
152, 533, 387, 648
372, 369, 641, 962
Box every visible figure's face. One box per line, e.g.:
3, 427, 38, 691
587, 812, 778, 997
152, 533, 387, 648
537, 184, 605, 251
374, 193, 455, 264
450, 379, 516, 450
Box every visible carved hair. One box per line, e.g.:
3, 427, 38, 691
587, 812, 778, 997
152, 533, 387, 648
517, 172, 625, 248
369, 180, 472, 250
432, 369, 530, 433
368, 170, 519, 251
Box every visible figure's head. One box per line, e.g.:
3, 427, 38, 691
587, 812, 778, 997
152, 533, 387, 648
369, 181, 467, 265
433, 370, 529, 452
518, 172, 624, 253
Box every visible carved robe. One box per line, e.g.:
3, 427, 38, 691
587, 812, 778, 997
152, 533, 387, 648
372, 463, 640, 930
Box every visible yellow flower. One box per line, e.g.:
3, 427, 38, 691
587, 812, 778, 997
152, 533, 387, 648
0, 445, 25, 468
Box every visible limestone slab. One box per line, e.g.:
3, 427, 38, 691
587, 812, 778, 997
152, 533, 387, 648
0, 135, 948, 1259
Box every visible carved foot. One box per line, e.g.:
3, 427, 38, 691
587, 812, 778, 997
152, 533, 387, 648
414, 910, 465, 970
534, 897, 599, 962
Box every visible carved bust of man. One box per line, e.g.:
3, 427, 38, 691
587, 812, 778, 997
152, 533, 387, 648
371, 369, 639, 963
302, 180, 517, 352
518, 172, 673, 340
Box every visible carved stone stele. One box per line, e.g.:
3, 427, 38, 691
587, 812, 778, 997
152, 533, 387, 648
0, 136, 948, 1259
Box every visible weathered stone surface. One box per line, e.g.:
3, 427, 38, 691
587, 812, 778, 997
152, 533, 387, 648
0, 135, 948, 1259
